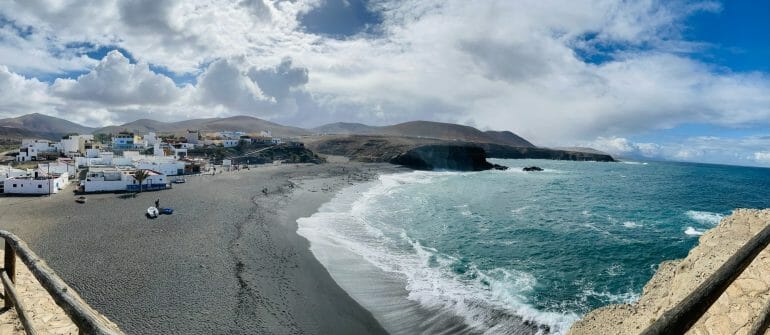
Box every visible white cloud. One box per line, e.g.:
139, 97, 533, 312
51, 51, 183, 106
754, 152, 770, 164
0, 65, 55, 117
588, 137, 638, 155
196, 58, 270, 112
196, 56, 311, 118
585, 135, 770, 167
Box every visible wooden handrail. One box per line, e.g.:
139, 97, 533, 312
0, 230, 124, 335
641, 223, 770, 335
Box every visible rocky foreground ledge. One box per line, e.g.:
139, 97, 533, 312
569, 209, 770, 335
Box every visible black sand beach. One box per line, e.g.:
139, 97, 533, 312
0, 162, 404, 334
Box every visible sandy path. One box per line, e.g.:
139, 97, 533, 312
0, 249, 78, 335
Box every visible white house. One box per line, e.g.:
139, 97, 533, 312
3, 172, 69, 195
60, 135, 95, 156
134, 158, 185, 176
0, 165, 29, 193
17, 139, 58, 162
223, 139, 239, 148
185, 130, 200, 145
37, 162, 77, 176
81, 167, 131, 192
81, 167, 168, 193
85, 148, 101, 158
0, 165, 28, 179
153, 143, 164, 157
144, 132, 160, 146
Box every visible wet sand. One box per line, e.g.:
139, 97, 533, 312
0, 162, 404, 334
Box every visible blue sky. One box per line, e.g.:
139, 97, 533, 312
685, 0, 769, 72
0, 0, 767, 167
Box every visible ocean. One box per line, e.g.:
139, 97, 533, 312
297, 159, 770, 334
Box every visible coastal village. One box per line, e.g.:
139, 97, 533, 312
0, 129, 287, 196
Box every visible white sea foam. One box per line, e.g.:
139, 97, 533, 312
298, 171, 578, 334
685, 210, 726, 225
684, 227, 705, 236
622, 221, 640, 228
511, 206, 529, 215
605, 264, 624, 276
580, 289, 640, 304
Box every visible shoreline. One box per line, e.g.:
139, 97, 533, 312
0, 162, 403, 334
293, 170, 553, 335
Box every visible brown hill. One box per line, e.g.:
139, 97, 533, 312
311, 122, 378, 135
312, 120, 535, 147
0, 113, 95, 138
0, 126, 40, 140
95, 115, 310, 137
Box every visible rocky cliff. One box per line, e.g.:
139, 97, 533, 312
390, 144, 507, 171
303, 135, 615, 164
568, 209, 770, 335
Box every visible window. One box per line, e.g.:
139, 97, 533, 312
12, 184, 16, 188
38, 185, 42, 189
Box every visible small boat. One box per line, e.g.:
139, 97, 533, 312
75, 196, 87, 204
172, 177, 186, 184
160, 207, 174, 215
147, 207, 159, 218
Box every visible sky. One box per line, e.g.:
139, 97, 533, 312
0, 0, 768, 167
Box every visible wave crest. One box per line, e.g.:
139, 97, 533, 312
685, 210, 725, 225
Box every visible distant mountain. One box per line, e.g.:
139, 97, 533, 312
0, 113, 95, 139
312, 122, 378, 135
95, 115, 310, 137
554, 147, 611, 156
312, 120, 535, 147
0, 113, 541, 150
483, 130, 534, 147
96, 118, 170, 134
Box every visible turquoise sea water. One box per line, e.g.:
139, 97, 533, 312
298, 159, 770, 334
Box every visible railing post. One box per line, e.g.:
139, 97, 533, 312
4, 239, 15, 309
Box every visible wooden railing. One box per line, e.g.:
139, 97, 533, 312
0, 230, 124, 335
641, 224, 770, 335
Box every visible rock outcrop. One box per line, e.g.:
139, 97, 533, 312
568, 209, 770, 335
390, 145, 508, 171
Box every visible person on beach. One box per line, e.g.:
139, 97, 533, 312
155, 198, 160, 208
